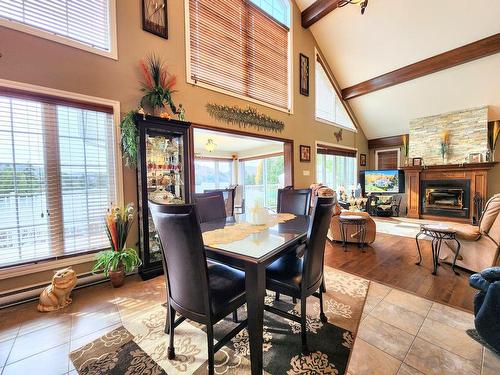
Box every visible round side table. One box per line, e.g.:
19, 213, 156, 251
339, 215, 367, 252
415, 224, 461, 276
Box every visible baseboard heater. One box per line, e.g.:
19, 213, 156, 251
0, 272, 108, 309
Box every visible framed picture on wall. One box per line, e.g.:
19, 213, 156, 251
299, 53, 309, 96
360, 153, 367, 166
142, 0, 168, 39
300, 145, 311, 162
412, 157, 422, 166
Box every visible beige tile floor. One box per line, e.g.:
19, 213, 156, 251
0, 275, 498, 375
348, 281, 499, 375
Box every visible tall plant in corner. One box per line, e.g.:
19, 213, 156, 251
488, 121, 500, 162
140, 54, 177, 116
92, 203, 142, 288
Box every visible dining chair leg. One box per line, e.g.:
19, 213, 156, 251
300, 296, 309, 354
232, 311, 238, 323
320, 276, 326, 293
319, 288, 328, 323
275, 292, 280, 301
167, 306, 176, 360
206, 324, 215, 375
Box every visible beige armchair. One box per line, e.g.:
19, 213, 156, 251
440, 194, 500, 272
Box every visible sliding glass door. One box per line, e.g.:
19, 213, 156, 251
240, 154, 284, 209
316, 144, 357, 192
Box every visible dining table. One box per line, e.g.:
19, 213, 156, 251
200, 213, 310, 375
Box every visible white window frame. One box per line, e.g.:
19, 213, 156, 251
0, 0, 118, 60
194, 157, 234, 192
184, 0, 293, 114
314, 48, 357, 133
314, 141, 358, 186
375, 148, 401, 170
0, 78, 123, 279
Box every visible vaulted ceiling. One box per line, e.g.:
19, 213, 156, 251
295, 0, 500, 140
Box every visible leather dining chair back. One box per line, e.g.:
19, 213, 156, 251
193, 191, 227, 223
277, 188, 312, 216
149, 202, 248, 375
204, 187, 237, 217
303, 196, 335, 293
149, 203, 211, 318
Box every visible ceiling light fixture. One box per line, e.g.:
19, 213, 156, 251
205, 138, 217, 153
338, 0, 368, 15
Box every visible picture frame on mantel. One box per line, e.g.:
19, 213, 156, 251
299, 53, 309, 96
468, 152, 482, 163
412, 157, 422, 166
142, 0, 168, 39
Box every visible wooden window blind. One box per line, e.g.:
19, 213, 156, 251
0, 91, 117, 268
188, 0, 290, 110
0, 0, 112, 53
317, 144, 357, 158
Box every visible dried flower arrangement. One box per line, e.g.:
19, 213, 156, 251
140, 54, 177, 116
440, 130, 449, 163
92, 203, 142, 287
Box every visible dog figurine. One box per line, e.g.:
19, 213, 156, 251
37, 267, 77, 312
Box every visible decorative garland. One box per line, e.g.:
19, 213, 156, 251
206, 103, 284, 133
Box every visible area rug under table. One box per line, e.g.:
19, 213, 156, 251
70, 267, 369, 375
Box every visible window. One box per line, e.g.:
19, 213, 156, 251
316, 145, 356, 191
240, 154, 284, 209
194, 158, 233, 193
187, 0, 290, 110
0, 90, 117, 267
0, 0, 116, 58
315, 56, 356, 131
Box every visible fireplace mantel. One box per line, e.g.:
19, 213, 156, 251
402, 162, 498, 223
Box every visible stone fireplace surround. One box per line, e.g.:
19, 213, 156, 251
403, 162, 497, 224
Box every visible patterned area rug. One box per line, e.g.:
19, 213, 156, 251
70, 267, 369, 374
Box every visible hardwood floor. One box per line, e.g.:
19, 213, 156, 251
324, 232, 476, 312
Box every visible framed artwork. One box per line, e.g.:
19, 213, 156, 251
412, 157, 422, 166
360, 153, 367, 166
468, 152, 482, 163
299, 53, 309, 96
300, 145, 311, 162
142, 0, 168, 39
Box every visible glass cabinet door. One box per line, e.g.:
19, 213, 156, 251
145, 130, 186, 263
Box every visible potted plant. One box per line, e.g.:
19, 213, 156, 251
92, 203, 142, 287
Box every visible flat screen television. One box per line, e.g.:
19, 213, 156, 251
360, 169, 405, 194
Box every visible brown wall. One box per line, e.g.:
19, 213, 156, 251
0, 1, 368, 291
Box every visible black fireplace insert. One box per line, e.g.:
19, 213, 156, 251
420, 179, 470, 218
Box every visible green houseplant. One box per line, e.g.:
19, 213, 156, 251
92, 203, 142, 287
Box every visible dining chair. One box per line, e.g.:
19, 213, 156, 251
149, 202, 247, 375
277, 188, 312, 216
193, 191, 227, 223
264, 196, 335, 354
275, 188, 313, 303
203, 187, 237, 217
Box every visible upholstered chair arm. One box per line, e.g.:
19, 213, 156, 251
481, 266, 500, 282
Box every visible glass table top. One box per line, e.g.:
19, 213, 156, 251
200, 214, 310, 260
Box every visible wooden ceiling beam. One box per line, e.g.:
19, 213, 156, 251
342, 33, 500, 100
301, 0, 340, 28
